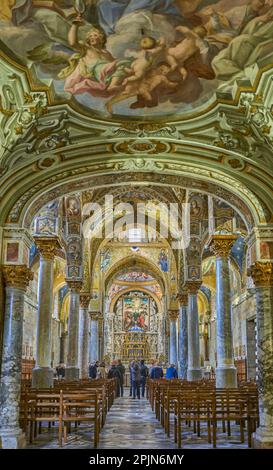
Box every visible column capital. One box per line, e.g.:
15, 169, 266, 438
208, 234, 238, 258
2, 264, 33, 290
176, 292, 188, 307
80, 293, 91, 308
90, 312, 100, 321
248, 261, 273, 287
66, 280, 83, 292
168, 309, 179, 321
184, 280, 202, 295
34, 236, 61, 260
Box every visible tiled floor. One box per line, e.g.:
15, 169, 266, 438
27, 389, 248, 449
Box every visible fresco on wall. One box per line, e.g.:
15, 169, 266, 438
159, 249, 168, 272
117, 271, 154, 282
231, 236, 246, 271
1, 1, 273, 118
100, 248, 111, 271
114, 290, 158, 331
123, 293, 149, 331
6, 242, 19, 262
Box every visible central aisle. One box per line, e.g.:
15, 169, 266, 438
98, 389, 176, 449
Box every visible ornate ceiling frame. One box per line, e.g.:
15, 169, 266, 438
1, 48, 273, 232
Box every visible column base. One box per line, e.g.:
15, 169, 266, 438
65, 367, 79, 381
0, 428, 26, 449
179, 367, 187, 380
253, 426, 273, 448
201, 369, 211, 380
32, 366, 54, 388
187, 368, 202, 381
80, 371, 89, 380
216, 366, 237, 388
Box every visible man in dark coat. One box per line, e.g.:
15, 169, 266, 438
89, 361, 99, 379
150, 361, 164, 379
108, 361, 122, 397
131, 361, 141, 399
116, 359, 126, 397
56, 363, 65, 380
140, 359, 149, 397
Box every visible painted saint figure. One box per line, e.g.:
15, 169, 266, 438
58, 20, 133, 96
159, 250, 168, 272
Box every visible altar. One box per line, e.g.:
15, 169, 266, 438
121, 327, 149, 361
106, 290, 164, 362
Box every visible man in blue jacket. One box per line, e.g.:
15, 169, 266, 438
150, 361, 164, 379
166, 363, 178, 379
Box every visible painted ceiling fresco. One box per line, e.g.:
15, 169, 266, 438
117, 271, 154, 282
1, 1, 273, 119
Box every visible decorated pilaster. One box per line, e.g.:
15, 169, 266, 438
177, 292, 188, 379
89, 313, 99, 363
65, 280, 82, 380
0, 265, 33, 449
104, 303, 114, 362
185, 281, 202, 381
209, 234, 237, 388
78, 293, 91, 378
249, 262, 273, 448
168, 310, 179, 367
32, 237, 60, 388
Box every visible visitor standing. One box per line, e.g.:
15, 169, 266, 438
129, 361, 134, 397
108, 360, 122, 397
140, 359, 149, 398
166, 363, 178, 379
150, 361, 164, 379
97, 361, 106, 379
56, 363, 65, 380
131, 361, 141, 399
117, 359, 126, 397
89, 361, 99, 379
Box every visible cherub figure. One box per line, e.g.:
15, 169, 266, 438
123, 36, 166, 85
105, 63, 178, 114
165, 25, 208, 80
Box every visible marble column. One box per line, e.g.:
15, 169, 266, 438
104, 311, 114, 360
78, 293, 91, 379
0, 265, 33, 449
32, 237, 59, 388
89, 313, 99, 363
209, 234, 237, 388
177, 293, 188, 379
186, 281, 202, 381
169, 310, 179, 367
249, 262, 273, 448
65, 280, 82, 381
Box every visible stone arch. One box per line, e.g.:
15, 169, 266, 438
103, 254, 170, 300
109, 286, 162, 314
1, 163, 269, 231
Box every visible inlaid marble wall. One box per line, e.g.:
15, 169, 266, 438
207, 290, 256, 373
0, 269, 5, 363
21, 272, 63, 368
232, 293, 256, 361
51, 319, 61, 368
22, 275, 38, 361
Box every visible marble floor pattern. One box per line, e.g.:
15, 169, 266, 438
27, 388, 248, 449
